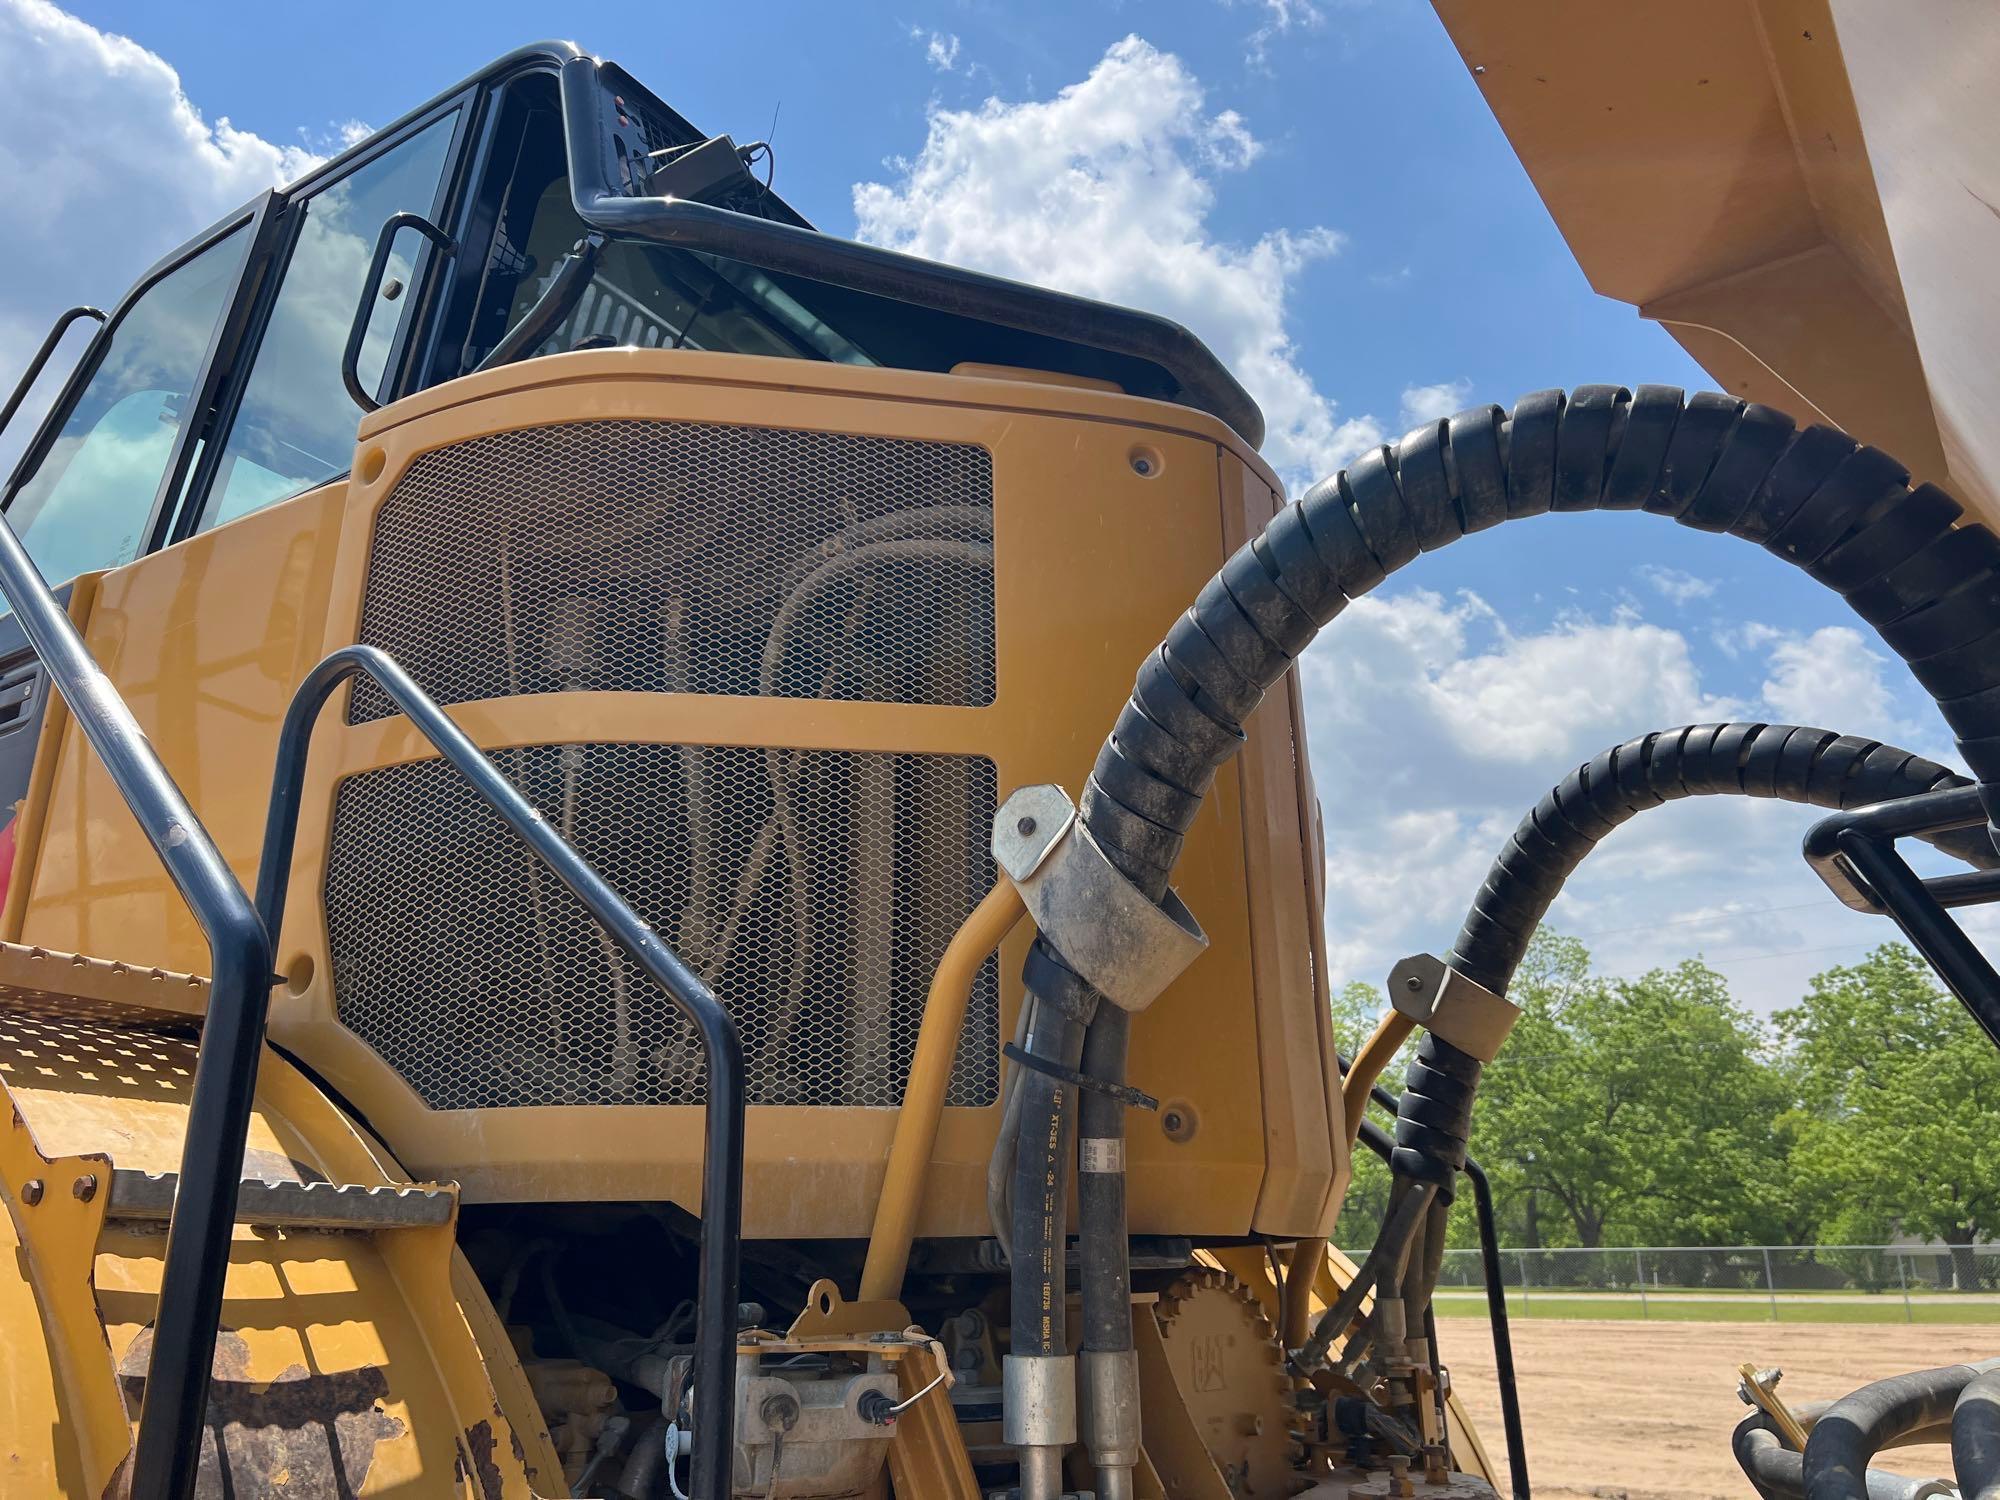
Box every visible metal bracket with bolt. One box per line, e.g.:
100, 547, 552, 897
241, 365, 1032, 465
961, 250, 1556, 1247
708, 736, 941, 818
990, 784, 1208, 1013
1386, 954, 1520, 1063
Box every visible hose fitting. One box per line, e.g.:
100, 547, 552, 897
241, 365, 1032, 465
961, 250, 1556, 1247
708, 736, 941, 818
1080, 1347, 1142, 1500
1005, 1354, 1079, 1500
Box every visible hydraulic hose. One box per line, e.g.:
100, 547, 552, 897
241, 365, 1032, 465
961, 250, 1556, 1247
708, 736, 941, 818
1955, 1367, 2000, 1500
1006, 385, 2000, 1488
1005, 952, 1089, 1499
1452, 721, 1995, 999
1374, 721, 1995, 1415
1078, 1007, 1140, 1500
1806, 1364, 1987, 1500
1735, 1413, 1952, 1500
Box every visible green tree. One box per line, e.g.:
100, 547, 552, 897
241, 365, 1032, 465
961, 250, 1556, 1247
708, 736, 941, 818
1778, 944, 2000, 1286
1470, 935, 1788, 1248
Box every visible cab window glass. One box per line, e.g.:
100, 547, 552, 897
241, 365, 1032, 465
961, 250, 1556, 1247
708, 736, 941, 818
5, 225, 248, 586
460, 80, 874, 372
203, 114, 457, 531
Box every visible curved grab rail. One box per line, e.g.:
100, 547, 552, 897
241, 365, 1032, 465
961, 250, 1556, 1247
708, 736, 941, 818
252, 645, 744, 1500
341, 212, 455, 414
0, 304, 105, 449
0, 470, 275, 1500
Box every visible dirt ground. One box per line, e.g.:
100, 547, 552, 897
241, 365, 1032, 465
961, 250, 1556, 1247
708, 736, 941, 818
1438, 1317, 1994, 1499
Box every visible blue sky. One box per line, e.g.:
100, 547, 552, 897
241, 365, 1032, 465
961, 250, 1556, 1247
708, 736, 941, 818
0, 0, 1972, 1011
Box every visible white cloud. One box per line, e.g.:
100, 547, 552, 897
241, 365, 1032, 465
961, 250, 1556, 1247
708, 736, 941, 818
852, 35, 1386, 485
1228, 0, 1327, 70
1398, 379, 1471, 429
0, 0, 321, 451
1745, 622, 1934, 751
1293, 587, 1945, 1011
909, 27, 962, 74
1637, 563, 1718, 605
1303, 589, 1732, 769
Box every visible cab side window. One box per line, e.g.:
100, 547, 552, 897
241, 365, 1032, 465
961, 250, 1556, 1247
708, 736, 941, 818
199, 114, 458, 531
6, 225, 248, 585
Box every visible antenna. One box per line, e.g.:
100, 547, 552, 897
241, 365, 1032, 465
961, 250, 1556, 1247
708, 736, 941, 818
754, 101, 781, 190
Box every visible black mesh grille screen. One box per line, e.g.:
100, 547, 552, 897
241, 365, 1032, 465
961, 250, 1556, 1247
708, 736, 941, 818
349, 420, 995, 724
325, 745, 1000, 1110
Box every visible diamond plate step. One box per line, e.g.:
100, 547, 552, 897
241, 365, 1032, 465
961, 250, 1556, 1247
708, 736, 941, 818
105, 1170, 455, 1230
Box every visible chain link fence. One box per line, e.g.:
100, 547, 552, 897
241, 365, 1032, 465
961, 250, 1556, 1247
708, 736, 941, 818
1428, 1244, 2000, 1321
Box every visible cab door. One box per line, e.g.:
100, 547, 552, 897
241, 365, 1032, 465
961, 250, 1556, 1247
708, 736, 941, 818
0, 95, 473, 933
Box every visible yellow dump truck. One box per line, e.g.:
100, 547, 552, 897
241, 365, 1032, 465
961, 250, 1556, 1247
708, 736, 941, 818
0, 16, 1993, 1500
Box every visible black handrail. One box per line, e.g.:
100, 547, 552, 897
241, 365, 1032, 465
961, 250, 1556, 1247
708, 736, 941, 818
342, 211, 456, 413
1804, 786, 2000, 1050
0, 473, 275, 1500
0, 305, 105, 447
255, 645, 745, 1500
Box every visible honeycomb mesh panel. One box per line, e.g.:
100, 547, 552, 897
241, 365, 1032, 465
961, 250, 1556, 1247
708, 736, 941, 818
350, 421, 994, 723
324, 744, 999, 1110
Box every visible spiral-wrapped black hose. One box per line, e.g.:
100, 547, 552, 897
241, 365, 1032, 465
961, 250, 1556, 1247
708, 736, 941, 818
1353, 723, 1998, 1450
1391, 722, 1996, 1321
1453, 721, 1995, 998
1007, 385, 2000, 1488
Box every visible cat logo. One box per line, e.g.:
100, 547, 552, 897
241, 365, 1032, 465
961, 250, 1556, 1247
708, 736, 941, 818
1192, 1334, 1228, 1393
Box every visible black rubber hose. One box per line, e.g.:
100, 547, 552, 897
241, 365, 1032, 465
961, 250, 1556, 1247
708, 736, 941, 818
1010, 386, 2000, 1448
1738, 1412, 1956, 1500
1008, 987, 1086, 1359
1464, 1157, 1529, 1500
1956, 1368, 2000, 1500
1078, 1007, 1133, 1354
1806, 1364, 1980, 1500
1736, 1412, 1792, 1500
1452, 721, 1994, 998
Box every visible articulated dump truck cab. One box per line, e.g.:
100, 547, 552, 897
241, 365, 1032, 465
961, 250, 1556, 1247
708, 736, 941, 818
39, 8, 2000, 1495
0, 39, 1505, 1500
0, 348, 1374, 1497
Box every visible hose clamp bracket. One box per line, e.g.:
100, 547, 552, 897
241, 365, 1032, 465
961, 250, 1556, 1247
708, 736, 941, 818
992, 784, 1208, 1013
1387, 953, 1520, 1062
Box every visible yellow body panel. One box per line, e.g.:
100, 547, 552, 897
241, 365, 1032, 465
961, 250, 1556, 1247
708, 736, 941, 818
9, 349, 1348, 1246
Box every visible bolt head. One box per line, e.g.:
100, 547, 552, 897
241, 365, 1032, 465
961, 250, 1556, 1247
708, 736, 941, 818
1404, 974, 1423, 992
19, 1179, 43, 1206
71, 1173, 97, 1203
1016, 816, 1037, 837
